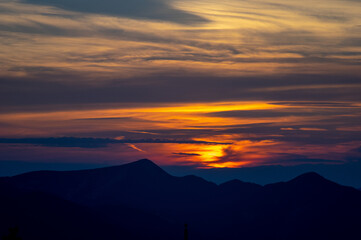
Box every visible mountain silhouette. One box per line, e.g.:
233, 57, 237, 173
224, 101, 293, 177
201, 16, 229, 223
1, 159, 361, 240
5, 159, 216, 214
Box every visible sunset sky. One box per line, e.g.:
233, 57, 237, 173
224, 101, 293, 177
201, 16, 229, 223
0, 0, 360, 184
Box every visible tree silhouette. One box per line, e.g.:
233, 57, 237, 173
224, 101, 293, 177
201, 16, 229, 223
2, 227, 21, 240
184, 224, 188, 240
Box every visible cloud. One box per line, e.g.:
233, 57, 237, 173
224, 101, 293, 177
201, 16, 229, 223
22, 0, 208, 24
172, 152, 201, 157
299, 128, 327, 131
229, 127, 360, 145
126, 143, 146, 152
207, 108, 359, 119
0, 0, 360, 169
271, 102, 359, 107
356, 147, 361, 153
75, 117, 138, 121
0, 137, 231, 148
0, 137, 110, 148
0, 0, 360, 82
73, 117, 164, 124
1, 74, 360, 113
213, 146, 344, 166
215, 146, 249, 164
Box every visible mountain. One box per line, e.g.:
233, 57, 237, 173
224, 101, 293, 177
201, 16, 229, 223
1, 159, 215, 239
1, 159, 361, 240
4, 159, 217, 216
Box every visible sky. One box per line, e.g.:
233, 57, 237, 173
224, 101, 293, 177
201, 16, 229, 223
0, 0, 361, 185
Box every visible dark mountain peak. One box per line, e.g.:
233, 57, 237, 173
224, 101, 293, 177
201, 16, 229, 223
266, 171, 345, 193
125, 159, 169, 175
132, 158, 157, 166
264, 171, 338, 191
289, 171, 328, 184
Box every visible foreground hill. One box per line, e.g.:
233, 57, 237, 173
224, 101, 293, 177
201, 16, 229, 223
1, 159, 361, 240
0, 181, 136, 240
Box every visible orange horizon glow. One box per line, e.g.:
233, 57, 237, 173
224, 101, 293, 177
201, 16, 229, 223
0, 100, 360, 168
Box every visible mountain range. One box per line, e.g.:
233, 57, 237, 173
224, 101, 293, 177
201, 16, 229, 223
1, 159, 361, 240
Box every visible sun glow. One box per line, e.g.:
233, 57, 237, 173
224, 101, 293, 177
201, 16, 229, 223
0, 101, 286, 135
0, 100, 360, 168
207, 161, 250, 168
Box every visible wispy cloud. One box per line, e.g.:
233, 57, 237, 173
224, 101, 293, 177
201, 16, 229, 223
126, 143, 146, 153
0, 0, 360, 80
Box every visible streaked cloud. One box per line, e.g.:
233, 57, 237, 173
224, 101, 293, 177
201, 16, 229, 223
0, 0, 360, 80
0, 0, 360, 168
0, 137, 231, 148
172, 152, 202, 157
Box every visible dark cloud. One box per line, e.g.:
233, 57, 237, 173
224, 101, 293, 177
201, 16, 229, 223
164, 120, 360, 145
254, 29, 323, 46
213, 147, 344, 166
73, 117, 164, 124
1, 74, 360, 113
252, 0, 353, 24
357, 147, 361, 153
75, 117, 137, 121
0, 22, 242, 57
307, 13, 348, 22
22, 0, 208, 24
172, 152, 201, 157
0, 137, 231, 148
341, 37, 361, 47
220, 125, 361, 145
0, 137, 111, 148
207, 108, 360, 119
271, 102, 359, 107
268, 153, 344, 165
215, 146, 249, 164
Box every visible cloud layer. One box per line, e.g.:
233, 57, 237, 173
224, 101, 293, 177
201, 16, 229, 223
0, 0, 360, 81
0, 0, 360, 168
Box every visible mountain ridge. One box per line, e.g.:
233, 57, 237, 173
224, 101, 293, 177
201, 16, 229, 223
8, 159, 335, 187
1, 159, 361, 240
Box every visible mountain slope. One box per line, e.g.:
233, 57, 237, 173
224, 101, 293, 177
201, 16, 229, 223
256, 172, 361, 240
0, 181, 136, 240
